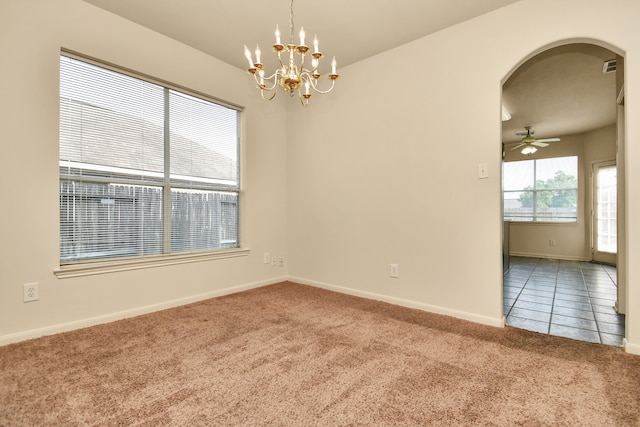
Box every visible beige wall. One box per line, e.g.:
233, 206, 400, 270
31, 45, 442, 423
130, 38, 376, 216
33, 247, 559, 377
506, 125, 616, 261
2, 0, 640, 354
286, 0, 640, 352
0, 0, 289, 343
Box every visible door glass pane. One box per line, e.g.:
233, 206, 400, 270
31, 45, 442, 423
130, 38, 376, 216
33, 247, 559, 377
596, 166, 617, 253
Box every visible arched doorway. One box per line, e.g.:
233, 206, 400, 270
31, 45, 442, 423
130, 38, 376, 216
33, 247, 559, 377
501, 41, 626, 346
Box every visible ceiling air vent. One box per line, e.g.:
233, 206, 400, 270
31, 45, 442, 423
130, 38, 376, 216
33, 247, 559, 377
602, 59, 617, 74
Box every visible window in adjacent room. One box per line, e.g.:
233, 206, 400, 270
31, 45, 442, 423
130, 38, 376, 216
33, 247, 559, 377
59, 54, 240, 264
503, 156, 578, 222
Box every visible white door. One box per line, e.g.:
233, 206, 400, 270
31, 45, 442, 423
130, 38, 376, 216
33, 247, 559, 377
593, 161, 617, 264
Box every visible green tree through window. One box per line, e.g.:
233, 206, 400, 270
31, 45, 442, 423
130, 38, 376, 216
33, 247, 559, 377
503, 156, 578, 222
519, 171, 577, 208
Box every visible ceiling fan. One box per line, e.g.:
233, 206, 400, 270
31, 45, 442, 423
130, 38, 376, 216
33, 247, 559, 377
510, 126, 560, 154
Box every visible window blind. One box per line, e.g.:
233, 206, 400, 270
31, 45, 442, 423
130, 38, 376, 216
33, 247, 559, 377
60, 54, 240, 263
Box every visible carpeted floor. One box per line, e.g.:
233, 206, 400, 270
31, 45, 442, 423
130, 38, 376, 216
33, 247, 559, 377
1, 281, 639, 426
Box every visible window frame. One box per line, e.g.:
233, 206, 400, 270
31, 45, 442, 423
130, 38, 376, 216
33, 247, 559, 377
55, 51, 248, 278
503, 155, 579, 223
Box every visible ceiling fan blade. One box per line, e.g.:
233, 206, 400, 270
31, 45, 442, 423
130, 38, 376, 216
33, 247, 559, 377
532, 141, 549, 147
535, 137, 560, 143
510, 143, 526, 150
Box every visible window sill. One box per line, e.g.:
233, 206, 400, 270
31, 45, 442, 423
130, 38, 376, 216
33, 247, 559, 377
54, 248, 250, 279
508, 221, 580, 226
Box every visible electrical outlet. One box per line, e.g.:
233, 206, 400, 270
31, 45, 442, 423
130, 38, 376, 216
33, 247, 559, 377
549, 239, 556, 246
279, 256, 284, 267
23, 283, 39, 302
263, 252, 271, 264
271, 257, 277, 267
390, 264, 399, 278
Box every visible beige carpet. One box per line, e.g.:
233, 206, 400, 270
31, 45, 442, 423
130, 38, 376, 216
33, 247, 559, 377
1, 281, 639, 426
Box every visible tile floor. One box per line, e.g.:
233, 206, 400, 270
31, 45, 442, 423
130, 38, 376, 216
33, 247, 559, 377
504, 256, 625, 346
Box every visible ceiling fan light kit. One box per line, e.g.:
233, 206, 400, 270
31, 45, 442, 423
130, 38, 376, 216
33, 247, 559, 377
243, 0, 339, 107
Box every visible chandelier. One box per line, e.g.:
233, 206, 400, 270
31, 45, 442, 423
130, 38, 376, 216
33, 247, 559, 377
243, 0, 339, 107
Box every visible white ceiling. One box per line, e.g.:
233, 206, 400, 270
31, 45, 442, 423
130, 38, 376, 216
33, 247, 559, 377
83, 0, 521, 70
82, 0, 619, 145
502, 43, 618, 144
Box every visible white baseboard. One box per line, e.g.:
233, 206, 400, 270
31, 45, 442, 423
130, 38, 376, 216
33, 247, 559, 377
8, 274, 634, 355
0, 277, 286, 347
509, 252, 590, 262
623, 338, 640, 355
509, 252, 591, 262
289, 276, 505, 328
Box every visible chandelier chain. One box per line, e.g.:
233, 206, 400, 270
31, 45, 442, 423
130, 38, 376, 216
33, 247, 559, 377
289, 0, 294, 44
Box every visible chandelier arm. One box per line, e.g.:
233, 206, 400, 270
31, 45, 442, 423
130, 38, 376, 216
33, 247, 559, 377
299, 52, 306, 69
253, 70, 282, 92
276, 51, 286, 69
302, 63, 319, 74
298, 94, 309, 107
303, 73, 337, 94
261, 89, 278, 101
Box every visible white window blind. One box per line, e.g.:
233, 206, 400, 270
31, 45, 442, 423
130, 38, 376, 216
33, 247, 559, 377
60, 54, 240, 263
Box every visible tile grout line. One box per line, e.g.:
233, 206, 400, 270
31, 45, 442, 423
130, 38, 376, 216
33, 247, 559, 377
548, 261, 559, 335
580, 261, 603, 344
586, 263, 625, 344
504, 258, 538, 319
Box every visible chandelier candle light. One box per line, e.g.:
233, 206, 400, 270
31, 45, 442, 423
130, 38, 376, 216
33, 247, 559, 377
243, 0, 339, 107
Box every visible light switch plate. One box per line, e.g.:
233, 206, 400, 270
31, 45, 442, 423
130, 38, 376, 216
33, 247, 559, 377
478, 163, 489, 179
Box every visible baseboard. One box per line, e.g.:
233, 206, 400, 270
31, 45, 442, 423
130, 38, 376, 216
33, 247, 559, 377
623, 338, 640, 355
289, 276, 505, 328
0, 277, 286, 347
509, 251, 590, 262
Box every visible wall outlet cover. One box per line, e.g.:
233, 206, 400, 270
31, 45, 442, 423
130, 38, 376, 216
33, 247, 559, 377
23, 283, 39, 302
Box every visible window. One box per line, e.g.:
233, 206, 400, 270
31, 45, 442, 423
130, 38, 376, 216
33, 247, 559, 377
503, 156, 578, 222
59, 54, 240, 264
